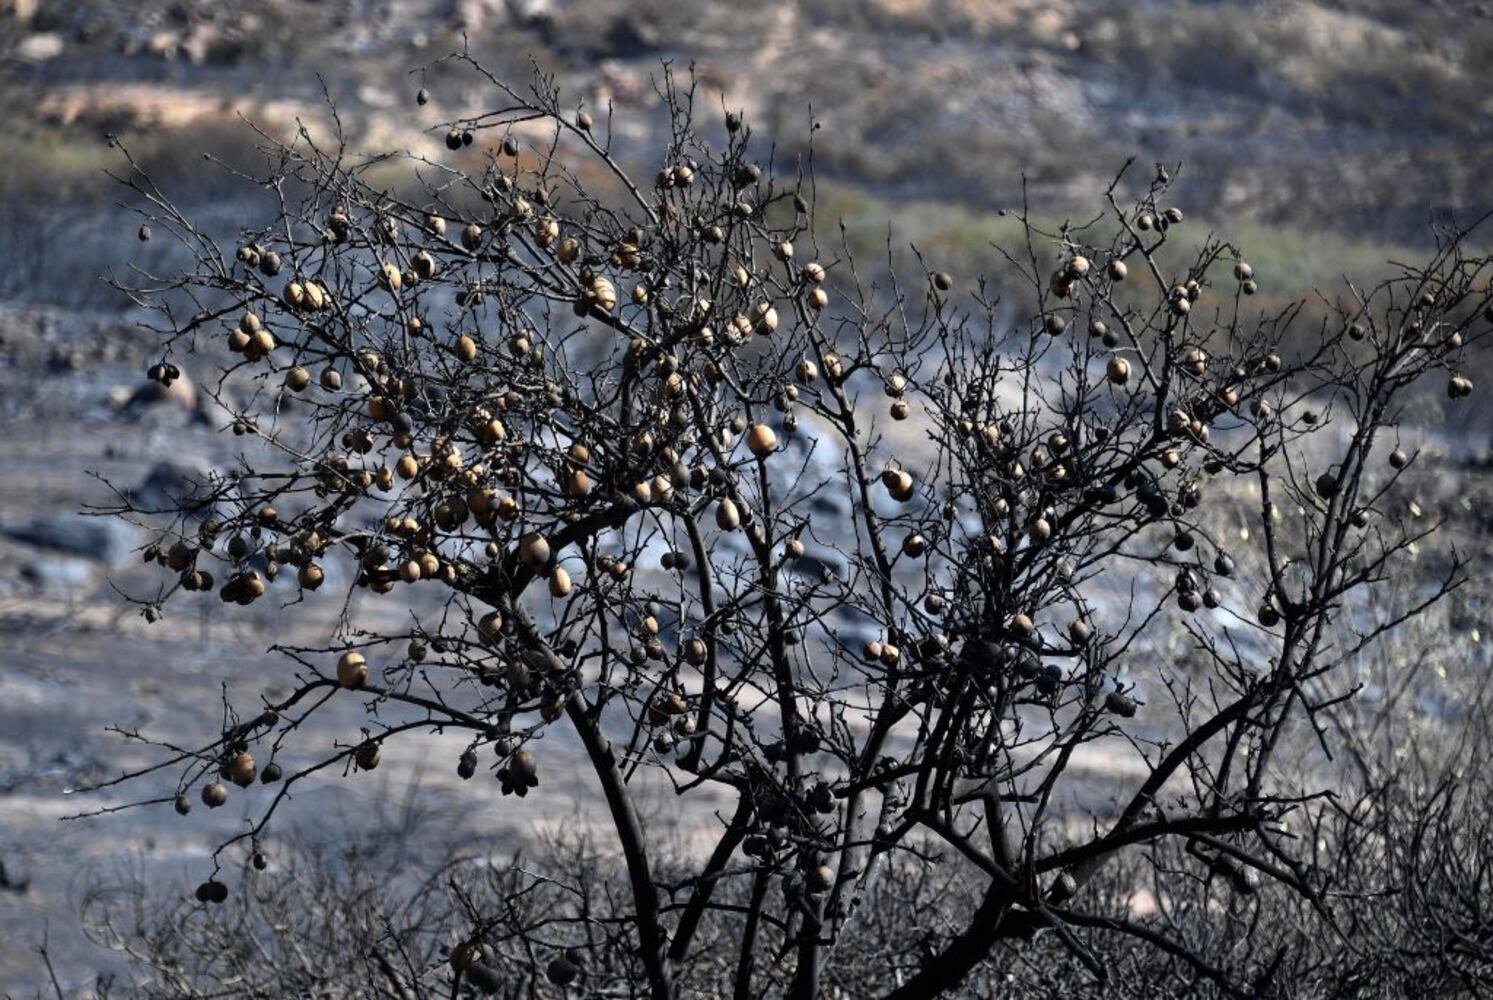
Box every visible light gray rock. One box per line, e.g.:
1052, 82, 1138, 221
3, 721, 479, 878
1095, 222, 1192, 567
3, 514, 136, 566
122, 373, 197, 413
20, 555, 95, 594
127, 461, 225, 517
786, 548, 847, 583
16, 32, 63, 63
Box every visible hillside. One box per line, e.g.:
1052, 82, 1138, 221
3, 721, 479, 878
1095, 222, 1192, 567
4, 0, 1491, 248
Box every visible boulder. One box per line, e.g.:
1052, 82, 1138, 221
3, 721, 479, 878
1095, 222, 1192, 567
127, 461, 225, 517
21, 556, 94, 594
786, 548, 846, 583
16, 32, 63, 62
123, 373, 197, 413
2, 514, 135, 566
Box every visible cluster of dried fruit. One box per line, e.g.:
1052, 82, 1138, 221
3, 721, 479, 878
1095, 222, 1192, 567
105, 62, 1493, 996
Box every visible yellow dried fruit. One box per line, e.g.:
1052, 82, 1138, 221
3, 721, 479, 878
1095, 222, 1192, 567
336, 651, 368, 689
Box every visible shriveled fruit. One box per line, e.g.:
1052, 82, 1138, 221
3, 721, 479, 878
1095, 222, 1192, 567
588, 275, 618, 312
751, 301, 779, 335
478, 612, 504, 644
377, 262, 402, 292
355, 742, 381, 770
881, 468, 914, 502
195, 879, 228, 904
498, 750, 538, 796
227, 751, 256, 787
519, 533, 551, 569
285, 366, 310, 392
412, 249, 437, 280
746, 424, 777, 457
466, 963, 502, 994
546, 956, 580, 986
336, 651, 368, 689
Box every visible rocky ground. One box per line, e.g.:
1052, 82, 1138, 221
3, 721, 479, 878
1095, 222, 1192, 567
2, 295, 1487, 995
0, 299, 618, 992
0, 299, 1136, 994
5, 0, 1492, 243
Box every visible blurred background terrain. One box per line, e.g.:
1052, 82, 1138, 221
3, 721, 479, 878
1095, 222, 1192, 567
5, 0, 1493, 307
3, 0, 1493, 993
